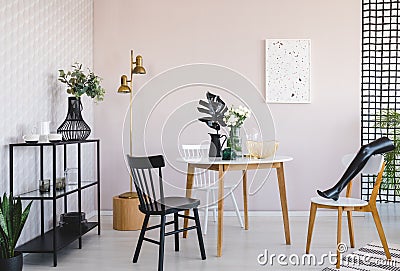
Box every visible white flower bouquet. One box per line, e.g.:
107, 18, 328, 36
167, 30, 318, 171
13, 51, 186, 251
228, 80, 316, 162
223, 105, 251, 128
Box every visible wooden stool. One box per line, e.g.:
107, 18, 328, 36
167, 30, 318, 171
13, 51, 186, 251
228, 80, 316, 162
113, 195, 144, 231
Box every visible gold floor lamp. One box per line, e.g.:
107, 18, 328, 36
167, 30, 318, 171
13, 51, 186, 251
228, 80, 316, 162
117, 49, 146, 199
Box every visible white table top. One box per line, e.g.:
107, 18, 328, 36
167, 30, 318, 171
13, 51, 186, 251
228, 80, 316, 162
176, 155, 293, 165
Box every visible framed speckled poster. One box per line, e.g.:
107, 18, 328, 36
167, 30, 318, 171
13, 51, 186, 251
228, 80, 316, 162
265, 39, 311, 103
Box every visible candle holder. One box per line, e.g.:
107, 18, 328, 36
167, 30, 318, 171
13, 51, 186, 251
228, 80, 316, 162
39, 179, 50, 193
55, 177, 66, 190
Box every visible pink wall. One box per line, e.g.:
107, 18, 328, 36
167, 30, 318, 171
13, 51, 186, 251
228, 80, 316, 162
93, 0, 361, 211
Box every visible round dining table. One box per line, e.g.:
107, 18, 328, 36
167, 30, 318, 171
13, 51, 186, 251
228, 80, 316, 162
177, 155, 293, 257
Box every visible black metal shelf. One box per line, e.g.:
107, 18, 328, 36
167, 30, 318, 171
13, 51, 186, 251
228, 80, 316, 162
16, 181, 98, 200
16, 222, 98, 253
9, 139, 101, 267
10, 139, 99, 147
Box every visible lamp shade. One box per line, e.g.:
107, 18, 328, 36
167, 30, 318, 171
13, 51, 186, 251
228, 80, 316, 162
132, 55, 146, 74
117, 75, 131, 93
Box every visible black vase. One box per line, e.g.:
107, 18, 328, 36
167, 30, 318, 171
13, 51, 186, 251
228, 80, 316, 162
57, 97, 91, 141
0, 252, 23, 271
208, 133, 227, 157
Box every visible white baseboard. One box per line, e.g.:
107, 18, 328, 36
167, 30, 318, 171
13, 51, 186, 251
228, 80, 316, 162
99, 210, 364, 217
100, 210, 113, 216
87, 210, 98, 219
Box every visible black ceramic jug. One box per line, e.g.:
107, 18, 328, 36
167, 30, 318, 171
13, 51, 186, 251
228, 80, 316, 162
208, 133, 227, 157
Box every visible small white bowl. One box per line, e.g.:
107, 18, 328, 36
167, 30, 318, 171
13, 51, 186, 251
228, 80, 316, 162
23, 134, 40, 143
246, 140, 279, 159
48, 134, 62, 142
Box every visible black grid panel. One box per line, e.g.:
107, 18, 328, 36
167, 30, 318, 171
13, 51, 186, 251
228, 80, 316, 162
362, 0, 400, 202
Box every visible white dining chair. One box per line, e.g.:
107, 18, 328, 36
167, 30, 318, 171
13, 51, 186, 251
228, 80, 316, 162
181, 144, 244, 234
306, 154, 390, 269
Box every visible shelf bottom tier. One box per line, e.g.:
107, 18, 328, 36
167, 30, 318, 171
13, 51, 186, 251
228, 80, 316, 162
16, 222, 98, 253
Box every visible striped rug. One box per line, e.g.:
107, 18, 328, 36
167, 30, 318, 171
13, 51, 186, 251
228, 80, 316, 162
322, 242, 400, 270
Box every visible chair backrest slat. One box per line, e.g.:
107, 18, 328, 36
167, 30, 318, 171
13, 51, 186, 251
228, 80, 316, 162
158, 168, 165, 211
181, 144, 213, 188
148, 168, 159, 211
135, 168, 151, 210
210, 170, 217, 187
127, 155, 166, 212
131, 168, 147, 208
182, 144, 207, 158
141, 169, 154, 211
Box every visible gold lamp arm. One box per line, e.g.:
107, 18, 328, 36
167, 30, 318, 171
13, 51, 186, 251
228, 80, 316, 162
130, 50, 135, 75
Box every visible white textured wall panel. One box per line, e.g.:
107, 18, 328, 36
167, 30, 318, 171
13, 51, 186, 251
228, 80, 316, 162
0, 0, 95, 245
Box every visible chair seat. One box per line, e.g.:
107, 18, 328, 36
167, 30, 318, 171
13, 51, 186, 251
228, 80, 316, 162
140, 196, 200, 214
311, 196, 368, 207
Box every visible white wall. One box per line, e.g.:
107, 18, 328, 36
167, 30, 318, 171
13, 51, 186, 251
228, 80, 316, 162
93, 0, 361, 211
0, 0, 96, 244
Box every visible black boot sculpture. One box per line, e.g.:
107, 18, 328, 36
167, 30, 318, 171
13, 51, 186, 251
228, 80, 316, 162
317, 137, 395, 201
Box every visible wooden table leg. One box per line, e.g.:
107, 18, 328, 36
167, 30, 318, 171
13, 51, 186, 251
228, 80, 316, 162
242, 170, 249, 230
217, 164, 224, 257
183, 163, 194, 238
276, 162, 291, 245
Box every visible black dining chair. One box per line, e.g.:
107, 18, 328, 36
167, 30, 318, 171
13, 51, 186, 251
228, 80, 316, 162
127, 154, 206, 271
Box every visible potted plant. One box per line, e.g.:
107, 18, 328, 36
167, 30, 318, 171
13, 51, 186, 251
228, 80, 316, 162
58, 63, 105, 102
375, 109, 400, 196
0, 193, 32, 271
57, 63, 105, 141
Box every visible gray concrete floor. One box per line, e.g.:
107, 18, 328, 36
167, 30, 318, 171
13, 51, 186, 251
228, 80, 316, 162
22, 203, 400, 270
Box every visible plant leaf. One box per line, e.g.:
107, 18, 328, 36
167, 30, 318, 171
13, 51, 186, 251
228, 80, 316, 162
0, 194, 32, 258
11, 198, 22, 250
16, 200, 32, 250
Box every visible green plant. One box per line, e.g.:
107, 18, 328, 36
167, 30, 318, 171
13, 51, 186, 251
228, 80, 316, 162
0, 193, 32, 258
58, 63, 105, 102
375, 109, 400, 193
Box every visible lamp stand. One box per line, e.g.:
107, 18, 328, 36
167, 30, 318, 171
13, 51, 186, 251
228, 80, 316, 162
119, 81, 135, 199
119, 50, 140, 199
113, 49, 146, 230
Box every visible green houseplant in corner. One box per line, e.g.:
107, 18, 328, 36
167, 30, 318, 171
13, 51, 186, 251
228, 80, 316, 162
375, 109, 400, 196
0, 193, 32, 271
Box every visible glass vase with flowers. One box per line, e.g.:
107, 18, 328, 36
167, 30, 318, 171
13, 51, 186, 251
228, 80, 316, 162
223, 105, 251, 158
